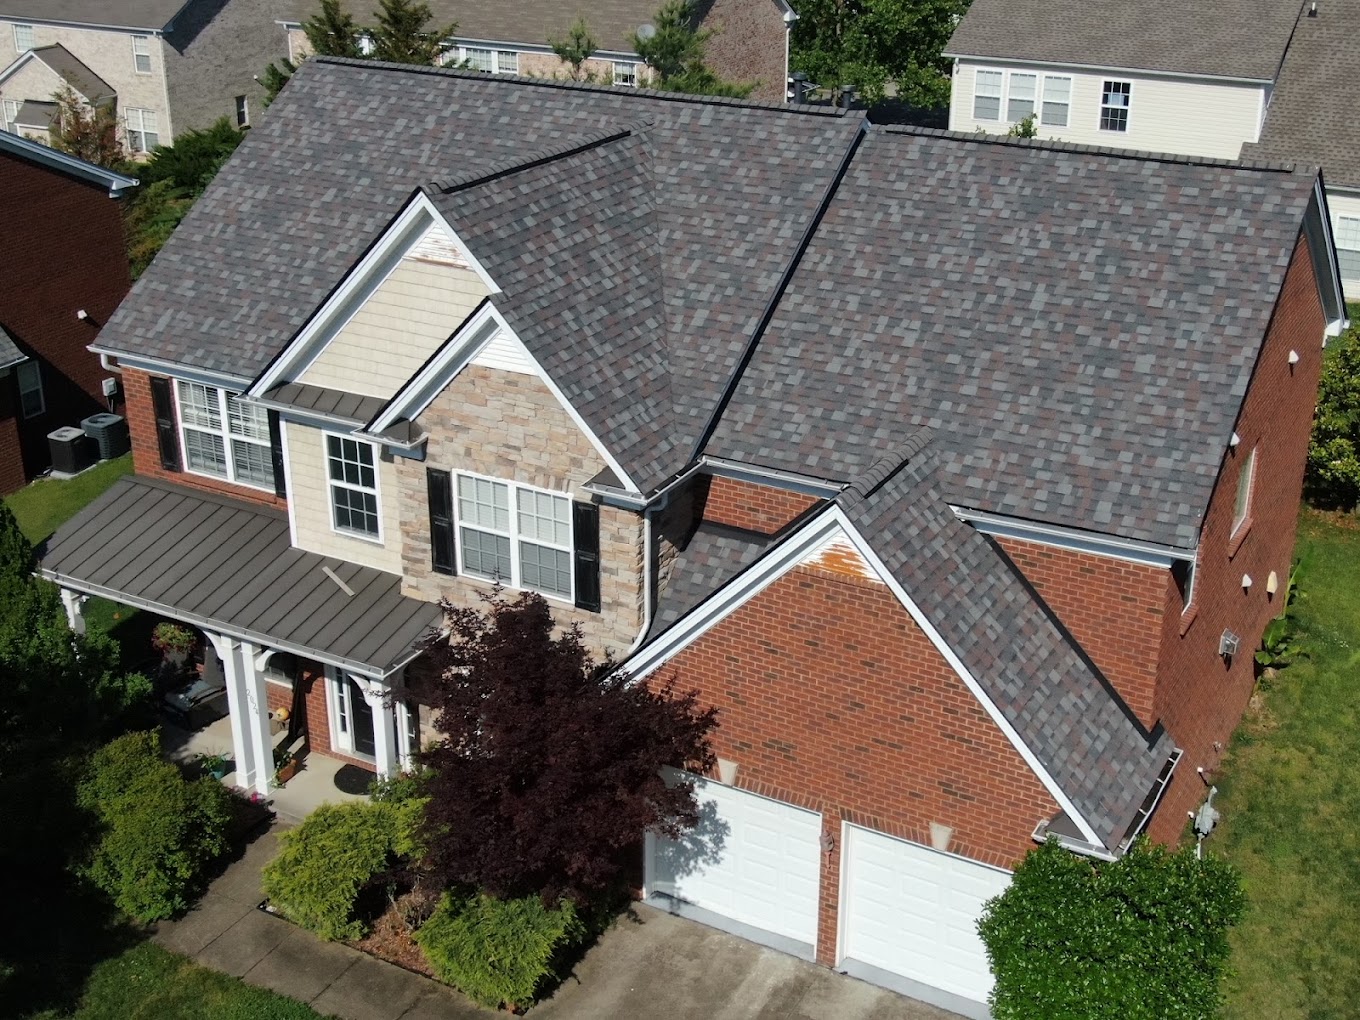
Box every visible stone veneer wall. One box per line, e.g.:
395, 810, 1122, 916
394, 362, 645, 659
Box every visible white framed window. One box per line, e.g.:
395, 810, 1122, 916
1100, 80, 1131, 132
235, 94, 249, 128
458, 47, 517, 74
17, 361, 43, 418
1232, 446, 1256, 534
973, 69, 1002, 120
613, 61, 638, 87
175, 381, 274, 489
1040, 75, 1071, 127
125, 107, 159, 153
1007, 73, 1037, 122
496, 50, 518, 74
2, 99, 18, 134
1334, 215, 1360, 280
132, 34, 152, 74
13, 24, 33, 52
455, 472, 573, 599
326, 433, 381, 540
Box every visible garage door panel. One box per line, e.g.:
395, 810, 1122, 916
842, 825, 1010, 1006
648, 776, 821, 948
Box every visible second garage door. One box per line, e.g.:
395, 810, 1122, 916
645, 775, 822, 956
840, 824, 1010, 1017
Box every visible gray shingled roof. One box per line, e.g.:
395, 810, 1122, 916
282, 0, 683, 54
648, 522, 770, 641
39, 475, 442, 676
13, 100, 57, 129
944, 0, 1303, 80
0, 0, 188, 30
707, 127, 1319, 550
0, 324, 26, 369
836, 435, 1174, 850
95, 57, 856, 490
1243, 0, 1360, 189
27, 44, 115, 103
427, 127, 676, 489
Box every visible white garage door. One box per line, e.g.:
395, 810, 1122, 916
841, 825, 1010, 1013
646, 775, 822, 954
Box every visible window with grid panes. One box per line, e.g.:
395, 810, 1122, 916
327, 435, 380, 537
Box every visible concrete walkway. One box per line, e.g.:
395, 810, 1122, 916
155, 824, 962, 1020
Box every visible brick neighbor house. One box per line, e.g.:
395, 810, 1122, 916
279, 0, 797, 103
0, 130, 136, 494
39, 58, 1346, 1017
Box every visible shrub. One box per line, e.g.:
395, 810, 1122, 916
414, 890, 585, 1009
261, 800, 418, 940
1306, 320, 1360, 511
978, 838, 1245, 1020
77, 730, 233, 922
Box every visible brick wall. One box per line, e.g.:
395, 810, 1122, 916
301, 662, 378, 772
662, 561, 1058, 964
122, 366, 288, 509
694, 0, 788, 102
701, 475, 820, 534
162, 0, 286, 136
0, 383, 23, 494
394, 362, 645, 660
1147, 236, 1326, 843
993, 535, 1165, 727
0, 147, 131, 493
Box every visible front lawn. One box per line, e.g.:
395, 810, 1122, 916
5, 453, 132, 545
23, 942, 329, 1020
1215, 510, 1360, 1019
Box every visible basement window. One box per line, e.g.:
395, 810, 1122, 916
1231, 446, 1256, 536
17, 361, 43, 418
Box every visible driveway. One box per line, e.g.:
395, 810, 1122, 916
155, 825, 961, 1020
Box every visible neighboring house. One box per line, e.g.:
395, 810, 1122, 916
0, 0, 288, 153
279, 0, 797, 103
942, 0, 1360, 296
39, 58, 1346, 1018
0, 130, 136, 493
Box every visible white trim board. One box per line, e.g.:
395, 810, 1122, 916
624, 504, 1106, 847
249, 190, 500, 399
942, 51, 1274, 85
952, 506, 1189, 568
364, 300, 641, 493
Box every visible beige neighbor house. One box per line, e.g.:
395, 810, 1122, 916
943, 0, 1360, 297
279, 0, 798, 103
0, 0, 289, 153
39, 57, 1347, 1016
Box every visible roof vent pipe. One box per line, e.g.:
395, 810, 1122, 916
1308, 1, 1318, 16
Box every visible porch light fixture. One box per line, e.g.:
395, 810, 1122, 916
1218, 629, 1240, 658
716, 758, 738, 785
929, 822, 954, 852
820, 832, 836, 854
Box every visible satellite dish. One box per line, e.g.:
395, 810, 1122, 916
637, 22, 656, 39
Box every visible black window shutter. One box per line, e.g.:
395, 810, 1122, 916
427, 468, 456, 575
149, 376, 180, 471
267, 410, 287, 498
573, 500, 601, 612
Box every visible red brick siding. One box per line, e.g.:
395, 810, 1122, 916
0, 149, 131, 492
661, 563, 1058, 964
701, 475, 820, 535
301, 662, 377, 772
0, 388, 23, 495
994, 535, 1165, 727
123, 366, 287, 510
694, 0, 788, 103
1148, 236, 1325, 844
265, 682, 291, 715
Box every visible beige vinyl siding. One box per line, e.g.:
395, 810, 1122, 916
297, 256, 490, 401
285, 420, 403, 574
949, 59, 1266, 160
1327, 188, 1360, 298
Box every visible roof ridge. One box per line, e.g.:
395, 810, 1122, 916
840, 426, 936, 504
311, 56, 849, 117
425, 125, 641, 195
877, 123, 1304, 174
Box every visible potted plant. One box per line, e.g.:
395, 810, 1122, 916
152, 621, 197, 668
196, 751, 230, 780
273, 746, 300, 786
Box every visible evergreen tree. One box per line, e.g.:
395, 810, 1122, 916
370, 0, 456, 65
304, 0, 364, 57
549, 17, 597, 80
631, 0, 752, 97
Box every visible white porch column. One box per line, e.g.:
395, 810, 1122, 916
59, 588, 88, 635
209, 633, 273, 796
351, 675, 398, 780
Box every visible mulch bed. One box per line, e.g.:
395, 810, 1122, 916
348, 892, 435, 980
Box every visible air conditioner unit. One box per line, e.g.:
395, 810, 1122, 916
47, 426, 97, 475
80, 412, 130, 460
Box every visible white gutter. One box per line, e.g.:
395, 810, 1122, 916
951, 505, 1194, 567
940, 52, 1274, 85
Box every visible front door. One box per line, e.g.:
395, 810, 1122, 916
348, 678, 376, 758
329, 670, 378, 760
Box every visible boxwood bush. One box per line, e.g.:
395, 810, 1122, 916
77, 730, 232, 922
261, 799, 419, 941
414, 890, 586, 1009
978, 838, 1244, 1020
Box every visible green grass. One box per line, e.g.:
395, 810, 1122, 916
1215, 510, 1360, 1020
24, 942, 330, 1020
5, 454, 133, 545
